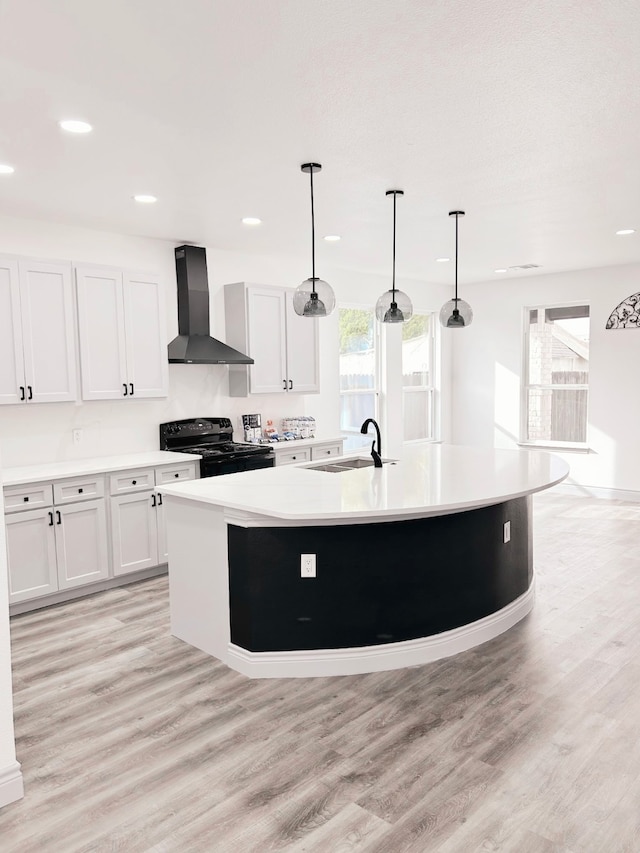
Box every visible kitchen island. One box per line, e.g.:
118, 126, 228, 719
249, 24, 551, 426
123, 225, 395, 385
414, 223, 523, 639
160, 444, 568, 678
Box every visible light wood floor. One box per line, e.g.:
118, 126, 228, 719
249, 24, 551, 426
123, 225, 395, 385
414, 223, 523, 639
2, 491, 640, 852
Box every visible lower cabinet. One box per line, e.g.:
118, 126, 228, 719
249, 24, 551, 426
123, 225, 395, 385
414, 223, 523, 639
109, 462, 196, 576
273, 440, 344, 466
3, 459, 197, 608
5, 494, 109, 604
110, 490, 163, 576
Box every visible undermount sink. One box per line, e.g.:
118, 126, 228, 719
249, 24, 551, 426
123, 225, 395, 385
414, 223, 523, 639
307, 458, 396, 473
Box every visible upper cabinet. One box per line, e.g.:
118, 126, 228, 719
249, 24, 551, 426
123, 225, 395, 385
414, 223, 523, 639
224, 283, 319, 396
0, 256, 77, 406
76, 266, 168, 400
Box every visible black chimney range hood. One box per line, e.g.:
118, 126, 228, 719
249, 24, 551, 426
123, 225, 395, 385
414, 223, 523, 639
168, 245, 253, 364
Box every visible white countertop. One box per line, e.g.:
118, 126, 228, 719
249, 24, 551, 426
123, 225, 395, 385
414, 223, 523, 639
267, 435, 344, 450
2, 451, 201, 487
159, 443, 569, 521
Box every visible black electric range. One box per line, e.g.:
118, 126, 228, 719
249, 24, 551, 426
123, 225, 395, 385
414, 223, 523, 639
159, 417, 275, 478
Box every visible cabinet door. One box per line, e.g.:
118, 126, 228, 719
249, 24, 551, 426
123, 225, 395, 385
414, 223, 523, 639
156, 495, 169, 564
18, 260, 77, 403
0, 256, 26, 405
123, 272, 168, 398
55, 500, 109, 590
5, 508, 58, 603
76, 266, 128, 400
247, 287, 288, 394
110, 492, 159, 576
285, 292, 320, 393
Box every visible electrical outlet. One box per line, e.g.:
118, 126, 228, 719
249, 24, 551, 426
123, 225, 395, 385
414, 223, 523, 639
72, 429, 83, 445
503, 521, 511, 543
301, 554, 316, 578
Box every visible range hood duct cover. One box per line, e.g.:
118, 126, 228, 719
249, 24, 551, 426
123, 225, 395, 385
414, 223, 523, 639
168, 245, 253, 364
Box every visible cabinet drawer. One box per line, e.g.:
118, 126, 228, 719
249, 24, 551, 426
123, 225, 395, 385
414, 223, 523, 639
310, 444, 343, 461
274, 447, 311, 466
155, 463, 198, 486
109, 469, 155, 495
4, 483, 53, 513
53, 476, 105, 504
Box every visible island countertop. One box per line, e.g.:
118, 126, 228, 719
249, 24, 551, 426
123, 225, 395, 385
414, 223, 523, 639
159, 443, 569, 522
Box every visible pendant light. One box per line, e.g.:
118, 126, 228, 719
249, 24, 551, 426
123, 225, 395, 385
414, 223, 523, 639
439, 210, 473, 328
293, 163, 336, 317
375, 190, 413, 324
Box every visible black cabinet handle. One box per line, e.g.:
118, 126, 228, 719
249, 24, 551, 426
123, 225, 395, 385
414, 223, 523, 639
78, 488, 83, 494
174, 473, 179, 478
27, 385, 33, 400
129, 383, 134, 396
292, 456, 297, 461
282, 379, 287, 389
157, 493, 163, 505
151, 493, 156, 507
289, 380, 293, 390
123, 383, 128, 396
23, 496, 29, 502
132, 480, 137, 485
19, 386, 25, 401
48, 512, 54, 526
56, 510, 61, 525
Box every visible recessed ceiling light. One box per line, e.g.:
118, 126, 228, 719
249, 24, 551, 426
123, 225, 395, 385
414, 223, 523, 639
495, 268, 508, 273
133, 194, 157, 204
242, 217, 262, 225
435, 257, 450, 263
58, 119, 93, 134
0, 164, 15, 174
324, 235, 341, 242
616, 229, 635, 235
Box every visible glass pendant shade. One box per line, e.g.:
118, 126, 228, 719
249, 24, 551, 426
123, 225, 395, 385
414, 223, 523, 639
375, 289, 413, 323
439, 298, 473, 328
293, 277, 336, 317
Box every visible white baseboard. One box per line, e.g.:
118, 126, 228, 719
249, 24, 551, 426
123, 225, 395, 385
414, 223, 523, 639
225, 585, 535, 679
0, 761, 24, 809
554, 483, 640, 502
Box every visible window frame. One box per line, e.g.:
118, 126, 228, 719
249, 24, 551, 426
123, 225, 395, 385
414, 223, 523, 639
520, 301, 590, 450
402, 311, 439, 444
338, 303, 381, 446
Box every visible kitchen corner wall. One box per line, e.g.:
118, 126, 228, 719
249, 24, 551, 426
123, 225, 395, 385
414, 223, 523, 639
451, 262, 640, 495
0, 213, 452, 468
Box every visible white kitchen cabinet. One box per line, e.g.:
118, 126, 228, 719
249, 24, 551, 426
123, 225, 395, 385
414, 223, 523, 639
110, 462, 197, 576
110, 490, 160, 576
309, 442, 344, 461
225, 282, 319, 396
272, 439, 343, 466
0, 255, 77, 406
4, 481, 108, 604
76, 265, 168, 400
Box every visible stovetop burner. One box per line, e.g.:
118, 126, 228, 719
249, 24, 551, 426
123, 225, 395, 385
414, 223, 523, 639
159, 417, 274, 463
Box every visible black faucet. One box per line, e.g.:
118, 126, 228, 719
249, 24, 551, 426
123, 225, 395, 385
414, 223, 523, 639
360, 418, 383, 468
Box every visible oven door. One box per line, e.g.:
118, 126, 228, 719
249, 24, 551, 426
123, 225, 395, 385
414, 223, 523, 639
200, 453, 275, 478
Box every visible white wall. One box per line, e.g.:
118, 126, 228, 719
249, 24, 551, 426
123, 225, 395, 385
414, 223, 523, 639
0, 447, 23, 808
452, 262, 640, 494
0, 214, 452, 468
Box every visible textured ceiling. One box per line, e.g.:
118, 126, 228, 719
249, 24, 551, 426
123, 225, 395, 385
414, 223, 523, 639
1, 0, 639, 285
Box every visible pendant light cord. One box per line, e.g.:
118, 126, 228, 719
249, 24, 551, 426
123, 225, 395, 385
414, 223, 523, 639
310, 168, 316, 290
454, 212, 459, 303
392, 192, 397, 300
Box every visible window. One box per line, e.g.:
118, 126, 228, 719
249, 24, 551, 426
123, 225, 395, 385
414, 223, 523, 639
522, 304, 590, 446
339, 307, 378, 449
402, 313, 436, 442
